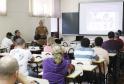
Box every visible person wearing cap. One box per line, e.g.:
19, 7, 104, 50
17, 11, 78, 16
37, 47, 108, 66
1, 32, 13, 51
35, 20, 48, 46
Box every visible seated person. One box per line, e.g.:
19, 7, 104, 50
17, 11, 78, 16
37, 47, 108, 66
115, 32, 124, 50
13, 30, 21, 42
9, 38, 36, 77
32, 34, 43, 48
74, 38, 98, 65
102, 31, 123, 52
1, 32, 13, 51
93, 37, 109, 74
42, 45, 74, 84
43, 37, 55, 52
0, 56, 35, 84
0, 56, 19, 84
54, 39, 62, 45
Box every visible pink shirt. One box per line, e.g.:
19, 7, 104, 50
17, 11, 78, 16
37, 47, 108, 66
44, 46, 52, 52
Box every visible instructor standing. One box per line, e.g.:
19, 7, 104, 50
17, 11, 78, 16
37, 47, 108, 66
35, 20, 48, 45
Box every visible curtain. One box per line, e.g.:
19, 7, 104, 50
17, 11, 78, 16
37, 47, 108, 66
29, 0, 60, 17
0, 0, 7, 15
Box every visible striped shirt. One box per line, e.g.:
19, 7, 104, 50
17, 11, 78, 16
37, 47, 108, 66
74, 47, 96, 64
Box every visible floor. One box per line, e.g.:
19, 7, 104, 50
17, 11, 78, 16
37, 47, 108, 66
68, 70, 124, 84
114, 70, 124, 84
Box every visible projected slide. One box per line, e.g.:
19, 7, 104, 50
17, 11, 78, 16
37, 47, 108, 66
79, 2, 123, 35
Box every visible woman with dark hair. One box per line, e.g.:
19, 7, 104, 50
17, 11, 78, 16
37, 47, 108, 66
13, 30, 21, 42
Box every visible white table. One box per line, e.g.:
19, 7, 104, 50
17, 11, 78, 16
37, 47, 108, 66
0, 53, 9, 58
72, 60, 97, 71
27, 76, 49, 84
0, 53, 9, 56
109, 53, 116, 57
67, 70, 82, 78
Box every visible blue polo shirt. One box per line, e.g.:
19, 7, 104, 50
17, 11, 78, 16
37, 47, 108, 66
74, 47, 96, 62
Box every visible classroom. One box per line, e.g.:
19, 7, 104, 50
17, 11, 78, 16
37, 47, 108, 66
0, 0, 124, 84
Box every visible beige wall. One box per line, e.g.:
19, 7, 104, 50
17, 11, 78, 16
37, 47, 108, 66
0, 0, 123, 42
61, 0, 124, 12
0, 0, 51, 42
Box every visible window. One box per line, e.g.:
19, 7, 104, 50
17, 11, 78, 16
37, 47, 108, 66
51, 18, 58, 32
0, 0, 7, 15
29, 0, 60, 17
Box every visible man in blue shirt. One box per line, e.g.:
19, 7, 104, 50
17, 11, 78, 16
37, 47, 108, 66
74, 38, 98, 64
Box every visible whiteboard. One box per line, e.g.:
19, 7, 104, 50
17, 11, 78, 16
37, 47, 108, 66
79, 2, 123, 35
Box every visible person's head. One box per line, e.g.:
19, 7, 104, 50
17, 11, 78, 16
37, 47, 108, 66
15, 30, 21, 37
55, 39, 61, 44
34, 34, 41, 40
115, 32, 120, 39
0, 56, 19, 84
15, 38, 25, 48
39, 20, 43, 26
118, 30, 122, 36
81, 38, 90, 47
6, 32, 13, 39
52, 45, 64, 64
108, 31, 115, 39
47, 37, 55, 46
95, 37, 103, 47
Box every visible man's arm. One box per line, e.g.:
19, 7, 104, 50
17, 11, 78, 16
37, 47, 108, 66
44, 27, 48, 35
35, 27, 38, 35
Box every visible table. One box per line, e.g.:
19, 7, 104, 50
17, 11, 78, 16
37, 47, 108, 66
32, 54, 42, 62
109, 53, 116, 57
30, 49, 42, 54
93, 59, 106, 84
71, 60, 97, 71
93, 59, 105, 64
69, 60, 97, 84
27, 76, 49, 84
67, 71, 82, 78
67, 70, 82, 84
82, 65, 97, 71
63, 46, 74, 53
93, 59, 105, 73
0, 47, 7, 53
0, 53, 9, 57
29, 54, 43, 77
28, 46, 42, 54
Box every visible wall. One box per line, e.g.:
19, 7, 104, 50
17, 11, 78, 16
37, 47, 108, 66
61, 0, 124, 12
0, 0, 51, 42
60, 0, 124, 42
0, 0, 123, 42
